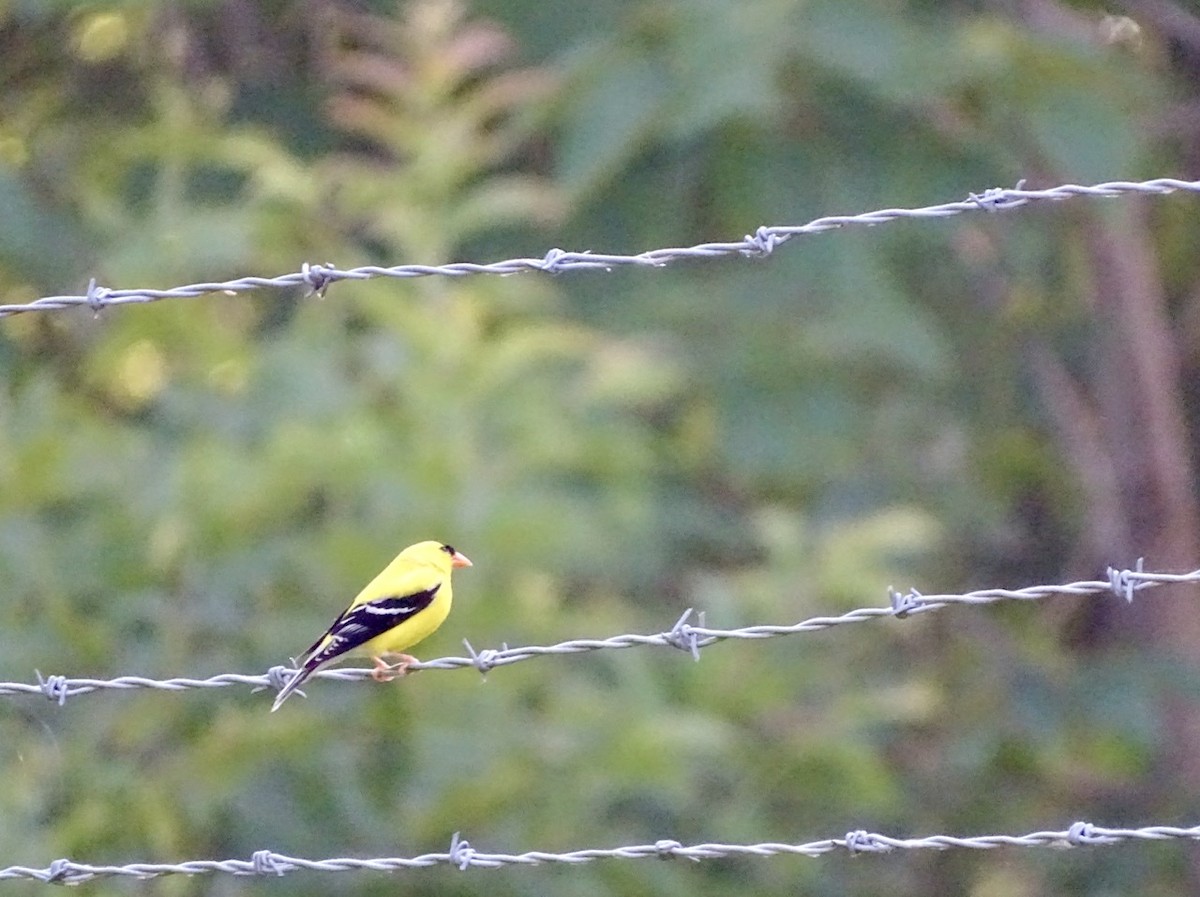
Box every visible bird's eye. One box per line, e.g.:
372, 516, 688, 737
442, 544, 456, 556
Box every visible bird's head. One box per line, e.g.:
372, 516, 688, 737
401, 540, 473, 571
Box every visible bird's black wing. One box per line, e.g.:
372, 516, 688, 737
300, 583, 441, 669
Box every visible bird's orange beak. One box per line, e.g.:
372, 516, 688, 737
451, 551, 473, 569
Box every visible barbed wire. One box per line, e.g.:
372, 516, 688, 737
3, 820, 1197, 884
1, 562, 1195, 706
2, 177, 1198, 318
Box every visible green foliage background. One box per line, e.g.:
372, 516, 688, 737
2, 1, 1199, 894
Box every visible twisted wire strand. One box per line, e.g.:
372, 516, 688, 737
1, 562, 1193, 705
2, 177, 1198, 318
3, 821, 1197, 883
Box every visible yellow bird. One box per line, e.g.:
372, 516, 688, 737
271, 540, 472, 711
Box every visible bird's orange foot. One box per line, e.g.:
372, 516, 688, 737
370, 654, 418, 682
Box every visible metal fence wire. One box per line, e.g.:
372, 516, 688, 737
4, 822, 1200, 884
0, 562, 1189, 705
1, 177, 1198, 319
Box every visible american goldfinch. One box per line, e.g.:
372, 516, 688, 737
271, 540, 472, 711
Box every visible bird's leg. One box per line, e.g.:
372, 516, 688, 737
371, 654, 419, 682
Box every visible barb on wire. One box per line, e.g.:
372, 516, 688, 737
0, 563, 1195, 705
2, 177, 1198, 318
2, 820, 1198, 884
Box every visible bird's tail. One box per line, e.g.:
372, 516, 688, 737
270, 663, 315, 712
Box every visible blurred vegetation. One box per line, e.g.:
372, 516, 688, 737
2, 0, 1200, 895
